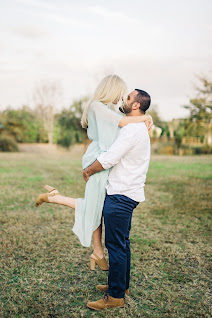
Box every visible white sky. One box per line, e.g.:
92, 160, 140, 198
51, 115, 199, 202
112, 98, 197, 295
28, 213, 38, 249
0, 0, 212, 120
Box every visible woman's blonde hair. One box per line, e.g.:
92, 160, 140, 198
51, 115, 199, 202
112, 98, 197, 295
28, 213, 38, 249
81, 74, 128, 128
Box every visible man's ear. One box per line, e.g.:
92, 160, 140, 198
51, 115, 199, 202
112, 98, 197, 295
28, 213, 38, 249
132, 102, 140, 110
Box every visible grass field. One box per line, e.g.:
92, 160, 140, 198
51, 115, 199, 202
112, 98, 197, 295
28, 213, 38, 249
0, 152, 211, 318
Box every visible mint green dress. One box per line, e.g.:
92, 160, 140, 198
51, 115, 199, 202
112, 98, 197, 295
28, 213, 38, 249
72, 101, 123, 247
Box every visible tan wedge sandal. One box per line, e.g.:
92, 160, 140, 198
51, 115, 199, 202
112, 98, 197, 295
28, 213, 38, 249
90, 252, 109, 271
35, 185, 60, 207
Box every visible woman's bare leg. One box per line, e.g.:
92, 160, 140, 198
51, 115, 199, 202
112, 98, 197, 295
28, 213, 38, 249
48, 193, 76, 209
47, 189, 104, 259
91, 223, 104, 260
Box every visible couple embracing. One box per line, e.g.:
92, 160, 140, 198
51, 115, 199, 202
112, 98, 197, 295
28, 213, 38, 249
35, 75, 152, 310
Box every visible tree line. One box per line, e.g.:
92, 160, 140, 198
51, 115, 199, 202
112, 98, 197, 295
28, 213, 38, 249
0, 76, 211, 152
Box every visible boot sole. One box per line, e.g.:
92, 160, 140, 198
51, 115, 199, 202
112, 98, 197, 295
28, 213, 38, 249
87, 304, 124, 310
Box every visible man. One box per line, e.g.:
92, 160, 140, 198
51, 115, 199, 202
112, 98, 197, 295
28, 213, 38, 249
83, 89, 151, 310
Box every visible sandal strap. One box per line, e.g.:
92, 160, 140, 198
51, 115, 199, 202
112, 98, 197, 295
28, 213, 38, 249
44, 185, 57, 193
91, 253, 109, 270
48, 192, 60, 197
48, 188, 56, 193
93, 252, 102, 261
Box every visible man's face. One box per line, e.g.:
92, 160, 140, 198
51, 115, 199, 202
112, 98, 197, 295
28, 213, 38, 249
122, 90, 138, 114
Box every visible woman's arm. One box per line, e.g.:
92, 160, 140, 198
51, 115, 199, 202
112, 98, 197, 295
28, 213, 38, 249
119, 115, 153, 131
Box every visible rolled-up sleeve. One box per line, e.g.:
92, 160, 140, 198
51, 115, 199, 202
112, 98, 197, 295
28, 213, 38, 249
97, 125, 137, 170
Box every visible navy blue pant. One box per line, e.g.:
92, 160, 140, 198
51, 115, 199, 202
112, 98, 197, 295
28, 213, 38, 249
103, 194, 139, 299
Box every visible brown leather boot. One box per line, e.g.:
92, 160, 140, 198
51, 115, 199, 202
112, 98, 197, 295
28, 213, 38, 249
87, 294, 124, 310
96, 284, 129, 295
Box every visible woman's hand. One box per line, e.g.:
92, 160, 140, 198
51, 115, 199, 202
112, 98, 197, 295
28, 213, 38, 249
144, 115, 153, 132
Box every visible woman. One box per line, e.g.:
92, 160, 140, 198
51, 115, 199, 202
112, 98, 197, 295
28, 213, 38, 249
36, 75, 152, 271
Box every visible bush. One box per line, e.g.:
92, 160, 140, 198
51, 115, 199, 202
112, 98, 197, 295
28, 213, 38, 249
155, 142, 175, 155
55, 99, 87, 148
179, 144, 212, 155
57, 132, 73, 148
0, 135, 19, 152
0, 107, 48, 143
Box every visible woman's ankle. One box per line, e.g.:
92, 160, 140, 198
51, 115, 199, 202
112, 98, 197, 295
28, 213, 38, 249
48, 193, 59, 203
92, 249, 104, 259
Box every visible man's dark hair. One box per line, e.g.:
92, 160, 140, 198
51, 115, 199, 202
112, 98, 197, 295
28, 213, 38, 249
134, 89, 151, 114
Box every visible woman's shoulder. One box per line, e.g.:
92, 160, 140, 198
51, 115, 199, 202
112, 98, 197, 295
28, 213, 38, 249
89, 100, 123, 121
90, 100, 106, 110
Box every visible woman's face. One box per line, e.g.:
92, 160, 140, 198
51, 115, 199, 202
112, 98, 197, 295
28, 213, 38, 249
112, 97, 119, 104
112, 97, 124, 111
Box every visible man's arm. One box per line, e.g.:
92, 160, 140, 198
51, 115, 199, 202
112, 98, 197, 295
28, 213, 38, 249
83, 125, 137, 182
83, 160, 104, 182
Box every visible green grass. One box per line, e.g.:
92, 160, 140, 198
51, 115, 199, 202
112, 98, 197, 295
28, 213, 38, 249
0, 152, 212, 317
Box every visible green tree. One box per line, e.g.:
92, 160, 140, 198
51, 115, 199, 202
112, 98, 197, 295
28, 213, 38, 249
183, 76, 212, 142
56, 98, 88, 148
146, 104, 163, 128
0, 106, 48, 143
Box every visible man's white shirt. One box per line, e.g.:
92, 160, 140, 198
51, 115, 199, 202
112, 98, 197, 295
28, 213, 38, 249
97, 122, 150, 202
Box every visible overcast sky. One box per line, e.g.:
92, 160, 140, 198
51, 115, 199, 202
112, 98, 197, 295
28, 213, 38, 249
0, 0, 211, 120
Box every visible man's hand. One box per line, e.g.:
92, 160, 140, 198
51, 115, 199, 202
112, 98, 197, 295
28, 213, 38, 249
83, 160, 104, 182
83, 168, 90, 182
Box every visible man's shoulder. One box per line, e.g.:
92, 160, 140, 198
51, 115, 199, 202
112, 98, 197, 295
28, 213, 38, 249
121, 122, 147, 133
120, 123, 149, 143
